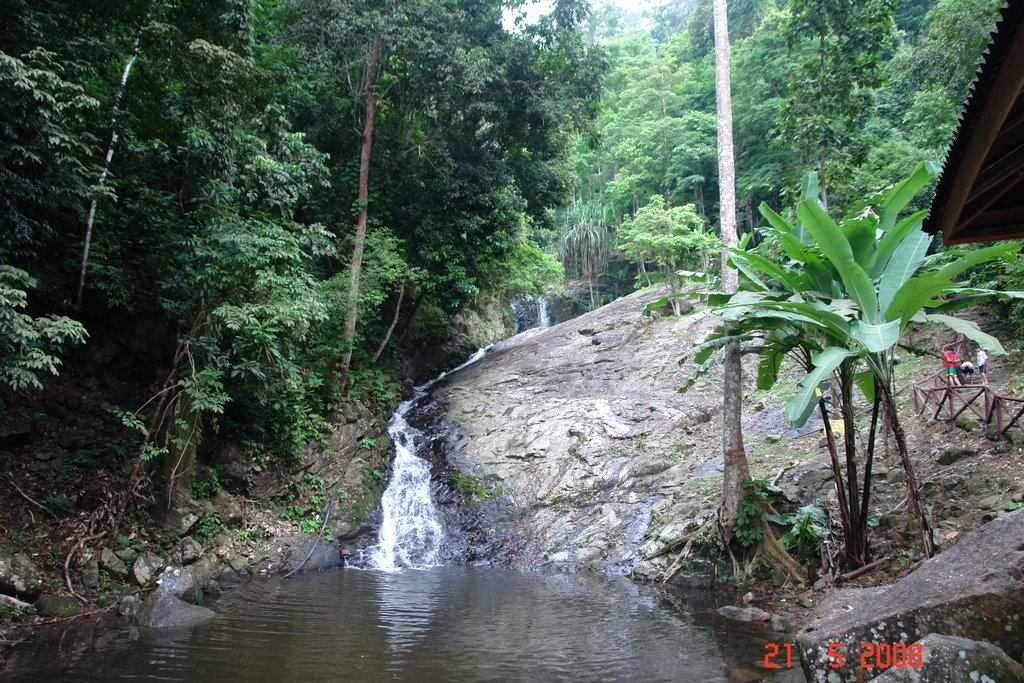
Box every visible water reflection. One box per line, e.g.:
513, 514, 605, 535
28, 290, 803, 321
0, 568, 801, 683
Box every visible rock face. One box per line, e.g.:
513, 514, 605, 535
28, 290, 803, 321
0, 546, 45, 598
871, 634, 1024, 683
431, 287, 728, 572
798, 508, 1024, 682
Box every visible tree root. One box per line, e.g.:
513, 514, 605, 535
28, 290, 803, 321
658, 521, 713, 584
745, 517, 807, 587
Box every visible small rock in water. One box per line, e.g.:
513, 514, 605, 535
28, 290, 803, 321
726, 667, 763, 682
717, 605, 771, 622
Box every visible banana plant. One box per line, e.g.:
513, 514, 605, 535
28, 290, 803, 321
684, 161, 1023, 568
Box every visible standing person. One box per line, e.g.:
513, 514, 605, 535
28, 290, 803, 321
942, 347, 962, 386
977, 347, 989, 385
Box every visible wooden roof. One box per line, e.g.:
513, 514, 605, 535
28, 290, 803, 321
926, 0, 1024, 245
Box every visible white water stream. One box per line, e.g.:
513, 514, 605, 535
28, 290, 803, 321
537, 295, 551, 328
354, 347, 491, 570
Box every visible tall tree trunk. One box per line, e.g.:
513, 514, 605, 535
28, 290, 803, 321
76, 28, 143, 311
339, 38, 381, 389
713, 0, 750, 537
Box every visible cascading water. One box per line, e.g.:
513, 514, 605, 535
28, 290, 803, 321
353, 347, 491, 570
537, 296, 551, 328
511, 294, 553, 332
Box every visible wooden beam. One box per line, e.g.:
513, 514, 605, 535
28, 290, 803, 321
940, 23, 1024, 244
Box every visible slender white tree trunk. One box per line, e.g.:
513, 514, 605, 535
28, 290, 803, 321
76, 32, 142, 311
713, 0, 751, 537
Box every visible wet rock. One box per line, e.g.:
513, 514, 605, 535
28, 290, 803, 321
118, 594, 141, 619
131, 554, 165, 587
0, 546, 45, 598
726, 667, 762, 682
216, 547, 249, 574
717, 605, 771, 622
35, 594, 80, 617
283, 536, 341, 574
175, 537, 204, 565
872, 634, 1024, 683
156, 566, 199, 602
100, 547, 129, 578
798, 509, 1024, 683
136, 590, 216, 629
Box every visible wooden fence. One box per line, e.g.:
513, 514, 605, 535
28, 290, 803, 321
911, 369, 1024, 440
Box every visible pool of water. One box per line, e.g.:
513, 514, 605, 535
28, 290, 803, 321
1, 568, 803, 682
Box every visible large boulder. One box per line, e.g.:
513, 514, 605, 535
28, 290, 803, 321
798, 509, 1024, 682
0, 546, 45, 598
284, 536, 341, 574
872, 634, 1024, 683
137, 590, 216, 628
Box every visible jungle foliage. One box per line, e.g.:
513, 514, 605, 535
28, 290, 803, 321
0, 0, 602, 500
566, 0, 1008, 301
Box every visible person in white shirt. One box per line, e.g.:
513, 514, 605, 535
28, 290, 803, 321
976, 348, 989, 385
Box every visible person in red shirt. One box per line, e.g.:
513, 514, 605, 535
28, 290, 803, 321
942, 348, 962, 386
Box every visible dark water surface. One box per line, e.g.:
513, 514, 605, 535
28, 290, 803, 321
2, 568, 802, 682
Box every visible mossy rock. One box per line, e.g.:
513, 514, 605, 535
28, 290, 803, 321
35, 594, 80, 617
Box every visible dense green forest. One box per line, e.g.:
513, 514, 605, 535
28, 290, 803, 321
1, 0, 1017, 576
555, 0, 1007, 301
2, 0, 602, 478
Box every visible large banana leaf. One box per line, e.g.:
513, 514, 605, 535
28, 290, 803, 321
877, 226, 932, 315
797, 200, 880, 322
727, 253, 770, 292
854, 370, 875, 404
883, 275, 953, 324
757, 352, 784, 391
925, 314, 1007, 355
728, 248, 806, 293
851, 319, 901, 353
925, 288, 1024, 314
786, 346, 852, 426
749, 299, 853, 338
796, 172, 821, 244
758, 203, 834, 294
842, 214, 877, 269
877, 160, 940, 233
869, 210, 929, 279
934, 242, 1021, 282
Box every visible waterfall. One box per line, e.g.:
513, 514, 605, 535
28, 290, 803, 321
511, 294, 553, 333
353, 347, 490, 570
537, 296, 551, 328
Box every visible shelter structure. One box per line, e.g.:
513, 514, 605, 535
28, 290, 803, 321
926, 0, 1024, 244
